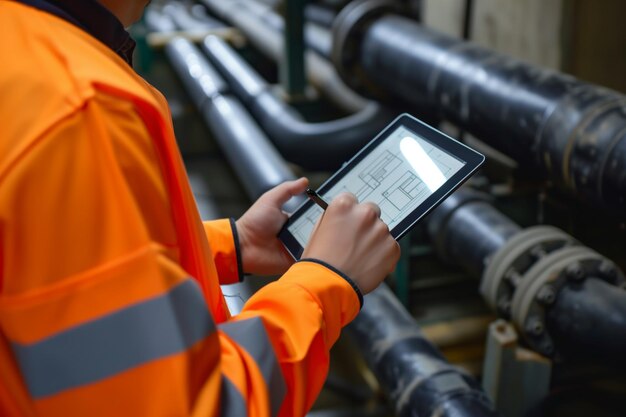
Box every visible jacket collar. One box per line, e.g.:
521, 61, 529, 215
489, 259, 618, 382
15, 0, 136, 66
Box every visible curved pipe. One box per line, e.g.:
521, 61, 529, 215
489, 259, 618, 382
201, 0, 370, 113
351, 284, 500, 417
164, 37, 299, 202
202, 36, 394, 170
546, 278, 626, 363
334, 11, 626, 211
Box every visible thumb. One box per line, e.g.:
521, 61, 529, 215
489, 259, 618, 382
262, 177, 309, 206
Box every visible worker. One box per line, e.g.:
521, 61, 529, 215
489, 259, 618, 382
0, 0, 400, 416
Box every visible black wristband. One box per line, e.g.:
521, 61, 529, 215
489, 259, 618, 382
229, 218, 244, 282
297, 258, 364, 309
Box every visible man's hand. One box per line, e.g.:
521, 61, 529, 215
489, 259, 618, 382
236, 178, 309, 275
302, 193, 401, 294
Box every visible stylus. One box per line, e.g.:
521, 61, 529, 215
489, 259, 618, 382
305, 188, 329, 210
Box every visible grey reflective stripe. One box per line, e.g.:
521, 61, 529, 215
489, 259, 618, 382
12, 279, 215, 399
220, 375, 248, 417
219, 317, 286, 417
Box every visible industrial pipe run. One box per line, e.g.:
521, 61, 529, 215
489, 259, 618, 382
221, 0, 334, 58
331, 0, 626, 212
158, 30, 499, 417
200, 0, 373, 113
147, 1, 626, 414
150, 3, 394, 170
427, 189, 626, 360
164, 37, 298, 200
200, 36, 393, 170
350, 285, 500, 417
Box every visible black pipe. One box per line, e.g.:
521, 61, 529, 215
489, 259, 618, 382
305, 4, 337, 27
189, 4, 226, 26
164, 38, 299, 202
201, 0, 371, 113
427, 189, 521, 277
426, 188, 626, 362
351, 284, 500, 417
162, 2, 224, 31
144, 7, 177, 33
333, 9, 626, 212
318, 0, 352, 9
303, 23, 333, 59
237, 0, 333, 58
201, 36, 394, 170
546, 278, 626, 363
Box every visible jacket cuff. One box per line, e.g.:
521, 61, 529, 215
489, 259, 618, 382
202, 218, 244, 285
298, 258, 363, 309
278, 261, 362, 346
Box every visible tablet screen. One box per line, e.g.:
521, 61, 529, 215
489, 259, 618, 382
287, 125, 467, 247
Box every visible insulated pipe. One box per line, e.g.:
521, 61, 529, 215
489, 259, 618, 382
200, 0, 371, 113
426, 189, 521, 276
546, 277, 626, 363
164, 37, 298, 200
426, 188, 626, 361
332, 5, 626, 211
202, 36, 394, 170
351, 284, 500, 417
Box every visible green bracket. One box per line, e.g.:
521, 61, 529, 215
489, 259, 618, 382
280, 0, 307, 98
393, 234, 413, 307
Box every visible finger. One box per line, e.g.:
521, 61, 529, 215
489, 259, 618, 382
262, 177, 309, 206
362, 202, 382, 218
331, 192, 358, 209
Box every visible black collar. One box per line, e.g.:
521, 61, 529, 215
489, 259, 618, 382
15, 0, 136, 66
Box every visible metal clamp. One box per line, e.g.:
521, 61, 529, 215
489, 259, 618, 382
480, 226, 576, 317
510, 246, 625, 356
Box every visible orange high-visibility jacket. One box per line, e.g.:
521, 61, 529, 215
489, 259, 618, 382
0, 2, 362, 416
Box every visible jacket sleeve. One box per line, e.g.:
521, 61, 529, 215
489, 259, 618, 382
219, 260, 361, 417
0, 94, 361, 417
203, 219, 244, 285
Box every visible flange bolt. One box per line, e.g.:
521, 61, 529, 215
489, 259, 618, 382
526, 318, 544, 336
565, 262, 585, 282
536, 285, 556, 305
598, 261, 617, 280
497, 297, 511, 316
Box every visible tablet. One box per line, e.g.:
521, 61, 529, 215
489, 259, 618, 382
278, 113, 485, 259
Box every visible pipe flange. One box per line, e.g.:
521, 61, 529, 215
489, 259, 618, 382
480, 226, 576, 317
331, 0, 399, 98
510, 246, 624, 357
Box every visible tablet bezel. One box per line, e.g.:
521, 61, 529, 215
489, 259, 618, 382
278, 113, 485, 260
